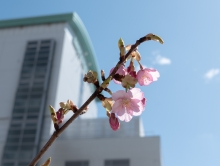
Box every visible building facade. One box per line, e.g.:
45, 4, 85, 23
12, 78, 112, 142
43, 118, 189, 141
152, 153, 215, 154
0, 13, 162, 166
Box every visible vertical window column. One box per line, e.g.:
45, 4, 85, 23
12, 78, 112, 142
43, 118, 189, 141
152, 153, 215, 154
1, 39, 55, 166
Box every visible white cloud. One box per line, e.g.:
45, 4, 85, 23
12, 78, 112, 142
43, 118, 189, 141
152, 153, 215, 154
151, 51, 171, 65
204, 68, 220, 80
154, 55, 171, 65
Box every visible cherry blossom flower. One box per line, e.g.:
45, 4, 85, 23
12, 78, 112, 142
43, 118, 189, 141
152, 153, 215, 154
112, 88, 145, 122
110, 66, 128, 84
136, 68, 160, 86
109, 113, 120, 131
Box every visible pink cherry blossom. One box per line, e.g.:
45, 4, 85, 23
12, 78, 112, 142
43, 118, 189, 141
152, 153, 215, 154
112, 88, 146, 122
136, 68, 160, 86
110, 66, 128, 84
109, 113, 120, 131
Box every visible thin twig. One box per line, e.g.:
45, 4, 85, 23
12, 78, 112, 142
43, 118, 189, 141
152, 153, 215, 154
28, 35, 146, 166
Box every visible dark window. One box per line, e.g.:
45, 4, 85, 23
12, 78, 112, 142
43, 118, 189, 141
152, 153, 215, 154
65, 161, 89, 166
2, 162, 15, 166
105, 159, 129, 166
18, 162, 30, 166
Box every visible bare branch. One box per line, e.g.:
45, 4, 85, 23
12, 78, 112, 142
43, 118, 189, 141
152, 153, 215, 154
28, 35, 152, 166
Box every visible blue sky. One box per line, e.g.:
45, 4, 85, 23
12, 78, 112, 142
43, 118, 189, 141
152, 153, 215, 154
1, 0, 220, 166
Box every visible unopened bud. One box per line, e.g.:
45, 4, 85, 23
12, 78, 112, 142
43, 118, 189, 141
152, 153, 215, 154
145, 33, 164, 44
118, 38, 126, 57
102, 97, 113, 112
59, 102, 66, 108
56, 108, 64, 124
121, 75, 138, 89
118, 38, 125, 48
101, 70, 105, 81
109, 113, 120, 131
49, 105, 57, 124
84, 70, 98, 83
101, 76, 112, 89
41, 157, 51, 166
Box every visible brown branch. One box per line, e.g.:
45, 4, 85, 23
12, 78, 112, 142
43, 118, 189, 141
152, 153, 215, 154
28, 35, 147, 166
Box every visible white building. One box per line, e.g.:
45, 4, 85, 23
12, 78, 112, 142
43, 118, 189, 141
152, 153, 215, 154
0, 13, 162, 166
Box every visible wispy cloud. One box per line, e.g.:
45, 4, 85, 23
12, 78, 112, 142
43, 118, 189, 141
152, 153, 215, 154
152, 51, 171, 65
204, 68, 220, 80
155, 55, 171, 65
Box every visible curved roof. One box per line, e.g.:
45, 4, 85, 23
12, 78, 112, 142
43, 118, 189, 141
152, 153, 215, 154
0, 13, 100, 80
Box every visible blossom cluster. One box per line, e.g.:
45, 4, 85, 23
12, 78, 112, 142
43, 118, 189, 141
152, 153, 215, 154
49, 100, 88, 130
49, 35, 163, 132
107, 68, 159, 130
103, 39, 160, 131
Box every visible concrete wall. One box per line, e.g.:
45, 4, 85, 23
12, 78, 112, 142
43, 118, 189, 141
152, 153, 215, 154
39, 118, 161, 166
0, 22, 66, 164
0, 20, 98, 161
40, 136, 161, 166
41, 23, 98, 140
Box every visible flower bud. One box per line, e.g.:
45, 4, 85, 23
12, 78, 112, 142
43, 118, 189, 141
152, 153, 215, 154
121, 75, 138, 89
59, 102, 66, 109
109, 113, 120, 131
49, 105, 57, 124
41, 157, 51, 166
118, 38, 126, 57
145, 33, 164, 44
83, 70, 98, 83
56, 108, 64, 124
102, 97, 114, 112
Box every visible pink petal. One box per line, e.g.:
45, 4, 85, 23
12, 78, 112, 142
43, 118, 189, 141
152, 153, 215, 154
113, 79, 122, 85
123, 112, 133, 122
137, 69, 154, 86
116, 106, 126, 117
128, 88, 144, 100
149, 70, 160, 81
117, 109, 126, 121
110, 66, 128, 85
112, 90, 127, 101
112, 99, 123, 114
144, 68, 156, 72
117, 66, 127, 75
129, 101, 142, 116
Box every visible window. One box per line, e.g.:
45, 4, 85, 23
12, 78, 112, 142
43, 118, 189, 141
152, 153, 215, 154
2, 162, 15, 166
1, 39, 55, 165
105, 159, 129, 166
65, 161, 89, 166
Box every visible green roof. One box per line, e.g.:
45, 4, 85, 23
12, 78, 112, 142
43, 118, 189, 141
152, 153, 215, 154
0, 13, 100, 92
